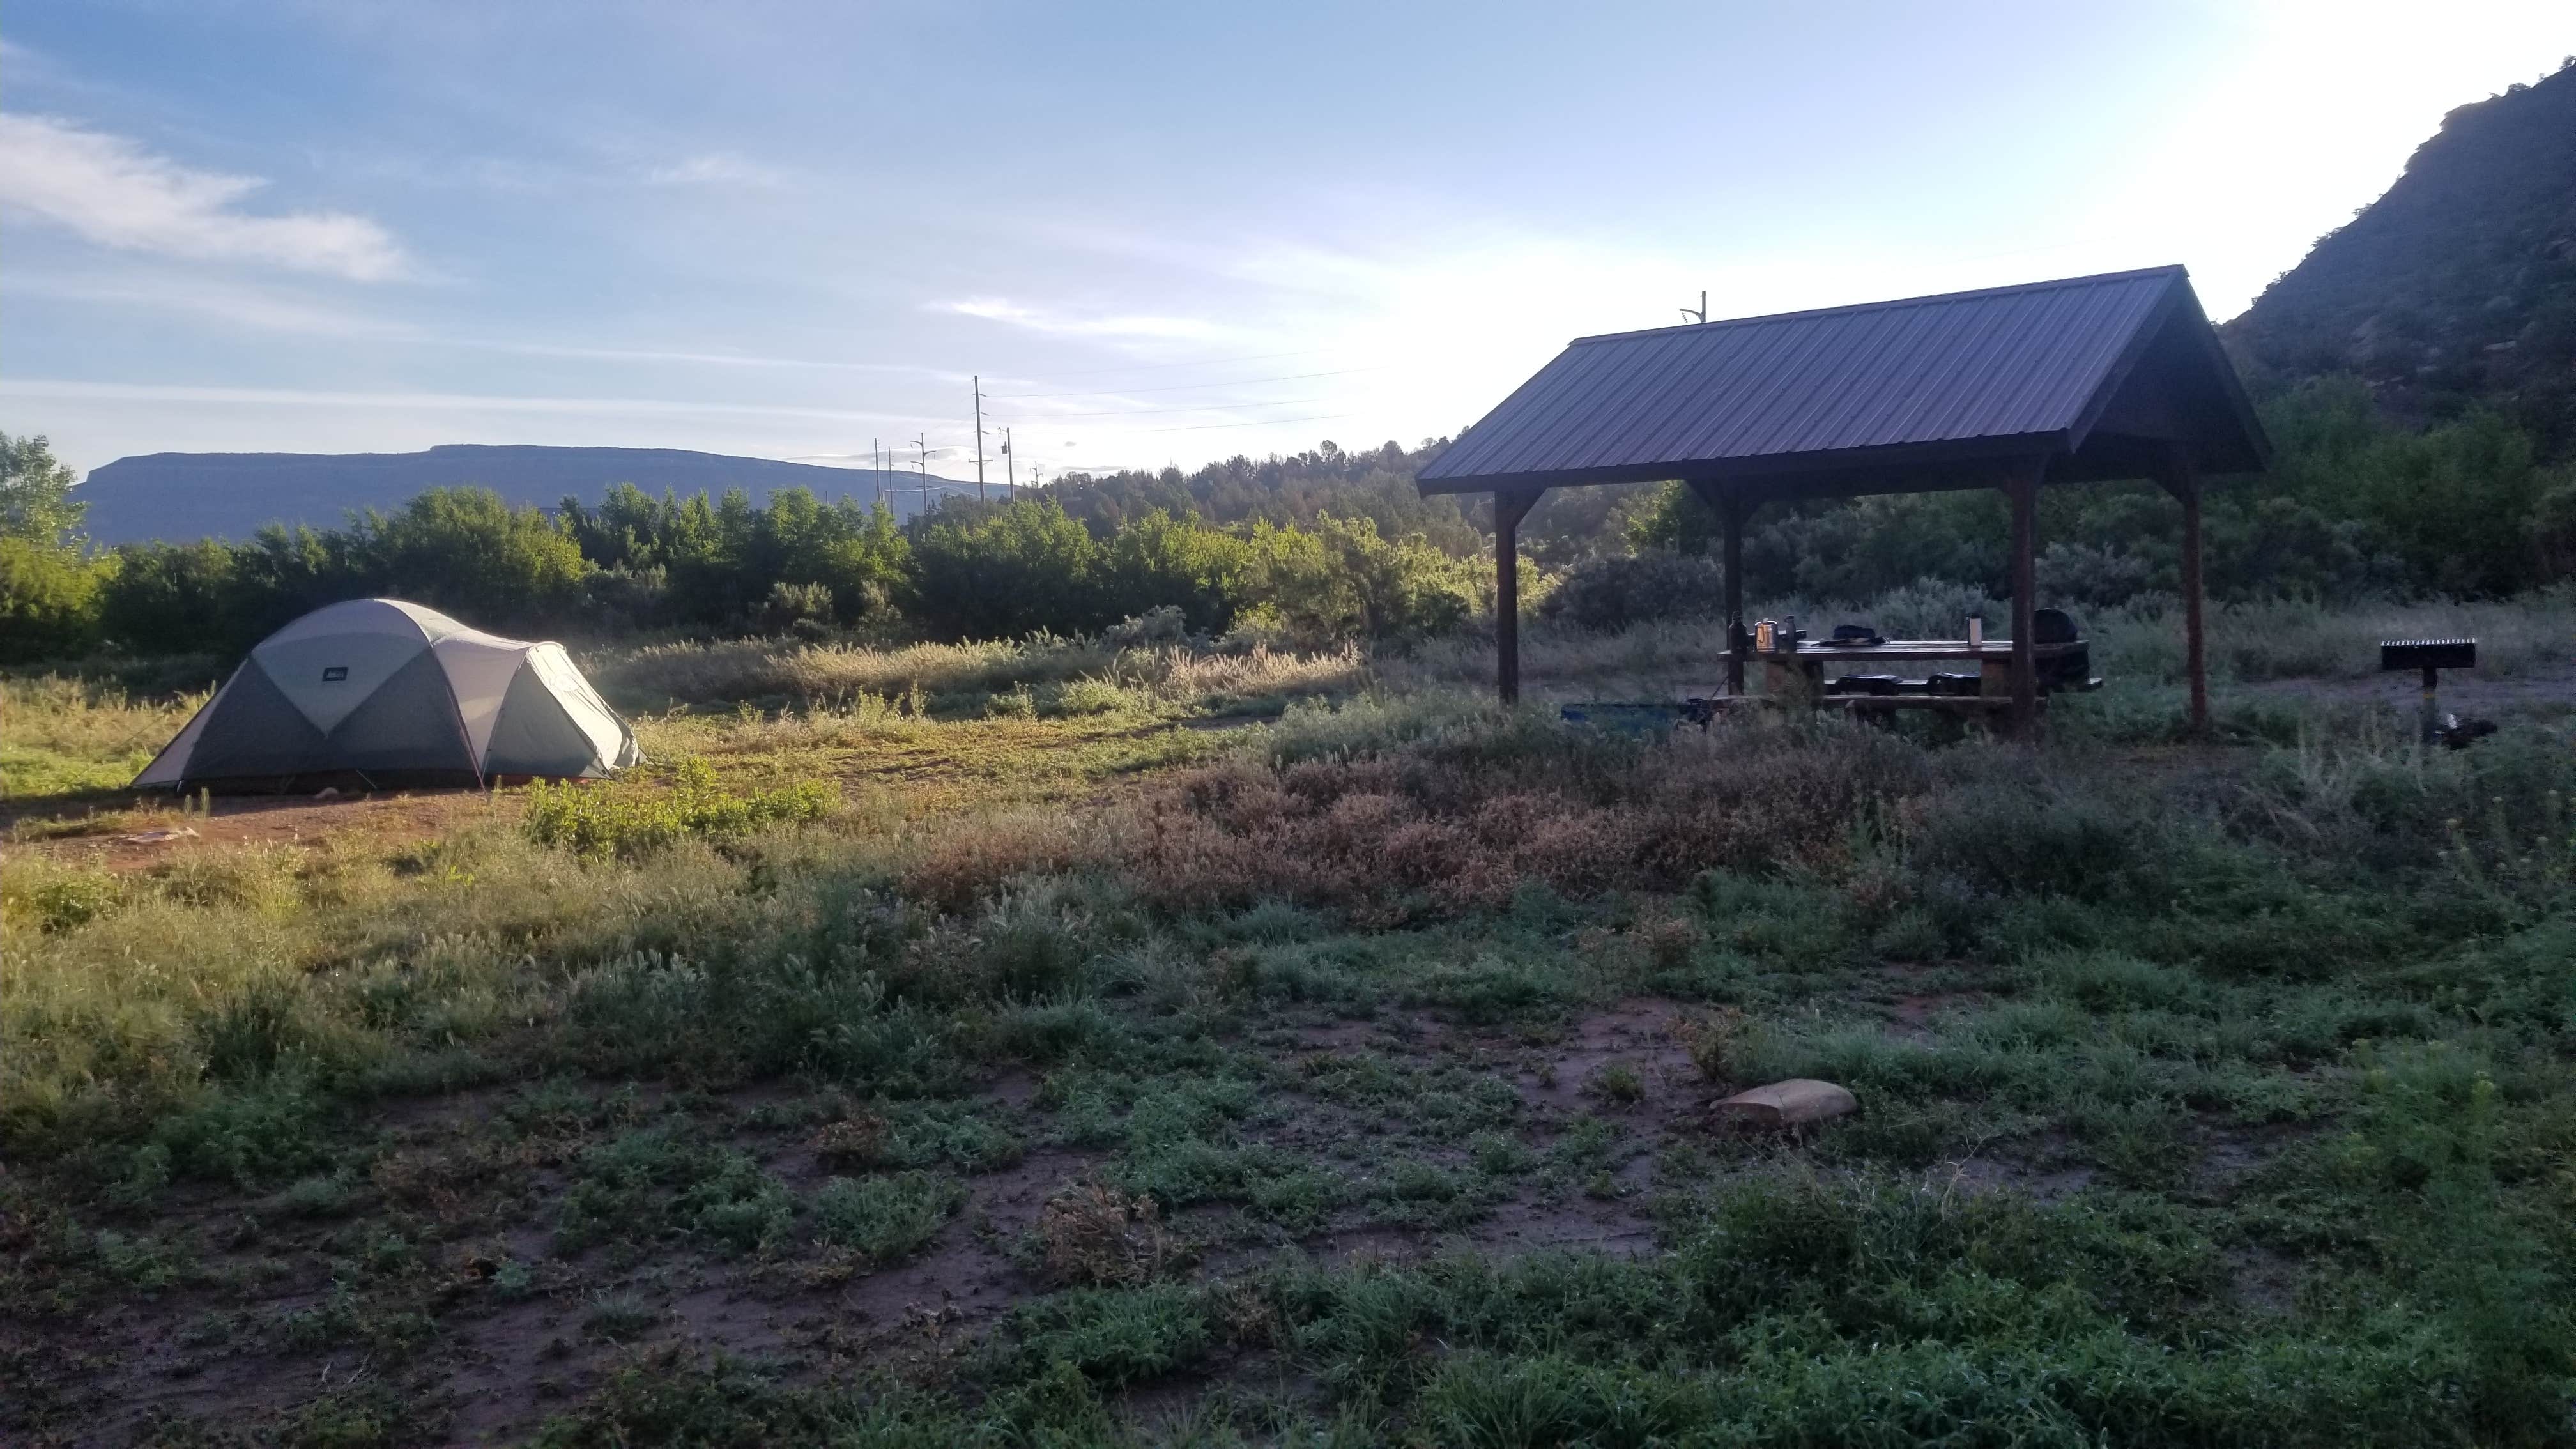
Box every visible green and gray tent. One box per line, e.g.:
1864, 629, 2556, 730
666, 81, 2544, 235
135, 598, 640, 791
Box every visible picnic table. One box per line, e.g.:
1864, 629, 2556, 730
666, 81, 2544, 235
1561, 629, 2097, 739
1745, 636, 2093, 714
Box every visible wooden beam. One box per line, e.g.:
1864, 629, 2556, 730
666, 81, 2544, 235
2005, 460, 2042, 740
1492, 487, 1542, 705
2162, 449, 2209, 738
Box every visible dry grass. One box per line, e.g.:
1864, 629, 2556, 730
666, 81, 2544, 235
587, 634, 1365, 714
2, 675, 207, 799
1099, 708, 1928, 924
870, 694, 1942, 925
1671, 1006, 1750, 1086
1037, 1179, 1176, 1287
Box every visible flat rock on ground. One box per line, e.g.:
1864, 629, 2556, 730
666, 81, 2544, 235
1712, 1078, 1858, 1128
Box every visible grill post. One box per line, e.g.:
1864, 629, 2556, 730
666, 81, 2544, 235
2379, 640, 2476, 745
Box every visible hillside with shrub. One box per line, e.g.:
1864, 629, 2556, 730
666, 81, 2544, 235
2225, 56, 2576, 456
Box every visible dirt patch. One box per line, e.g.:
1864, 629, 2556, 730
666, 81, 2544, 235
436, 1293, 620, 1445
2188, 1118, 2319, 1195
10, 788, 500, 868
1935, 1130, 2099, 1203
1514, 997, 1704, 1121
1462, 1190, 1661, 1257
2238, 666, 2576, 721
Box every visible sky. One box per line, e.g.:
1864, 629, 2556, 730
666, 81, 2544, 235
2, 2, 2570, 483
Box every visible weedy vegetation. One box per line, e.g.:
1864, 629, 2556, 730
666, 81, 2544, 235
4, 606, 2574, 1446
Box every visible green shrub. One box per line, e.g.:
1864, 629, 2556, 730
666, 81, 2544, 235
524, 757, 834, 860
1908, 785, 2173, 902
0, 535, 109, 664
1541, 549, 1726, 631
6, 862, 124, 933
809, 1171, 965, 1261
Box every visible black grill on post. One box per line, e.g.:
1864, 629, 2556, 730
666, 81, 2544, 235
2379, 640, 2476, 672
2380, 639, 2476, 744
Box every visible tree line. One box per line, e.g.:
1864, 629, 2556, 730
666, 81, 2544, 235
0, 436, 1488, 663
4, 375, 2570, 663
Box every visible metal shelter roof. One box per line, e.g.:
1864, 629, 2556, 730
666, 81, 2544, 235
1417, 265, 2266, 500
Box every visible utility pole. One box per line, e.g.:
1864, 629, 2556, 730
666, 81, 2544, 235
1681, 289, 1708, 325
1000, 426, 1013, 499
914, 433, 930, 518
971, 376, 988, 502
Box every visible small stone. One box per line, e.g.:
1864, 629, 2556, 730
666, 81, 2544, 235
1712, 1078, 1857, 1128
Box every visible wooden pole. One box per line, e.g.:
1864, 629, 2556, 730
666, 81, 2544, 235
2165, 449, 2209, 739
1686, 479, 1750, 696
2007, 460, 2041, 740
1493, 489, 1540, 705
1722, 496, 1747, 696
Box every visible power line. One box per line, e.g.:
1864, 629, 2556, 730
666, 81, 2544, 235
993, 365, 1387, 401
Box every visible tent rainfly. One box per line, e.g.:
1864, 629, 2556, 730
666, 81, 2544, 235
1415, 264, 2270, 737
135, 598, 640, 791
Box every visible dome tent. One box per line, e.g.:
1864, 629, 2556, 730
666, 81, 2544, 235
135, 599, 640, 791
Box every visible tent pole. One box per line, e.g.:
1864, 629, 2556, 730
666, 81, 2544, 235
2163, 448, 2209, 739
2007, 460, 2042, 740
1493, 488, 1540, 705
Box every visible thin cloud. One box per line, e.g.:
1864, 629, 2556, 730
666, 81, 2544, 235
0, 378, 916, 426
0, 268, 976, 381
643, 151, 789, 188
0, 113, 410, 281
936, 296, 1225, 342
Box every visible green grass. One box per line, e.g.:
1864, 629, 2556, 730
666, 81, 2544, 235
811, 1170, 967, 1261
6, 611, 2575, 1444
523, 755, 838, 859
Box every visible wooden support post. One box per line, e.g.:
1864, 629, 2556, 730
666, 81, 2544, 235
1492, 488, 1540, 705
1722, 496, 1747, 696
1689, 480, 1751, 696
2163, 450, 2209, 739
2006, 460, 2042, 740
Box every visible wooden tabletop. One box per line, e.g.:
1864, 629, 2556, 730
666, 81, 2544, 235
1747, 638, 2087, 664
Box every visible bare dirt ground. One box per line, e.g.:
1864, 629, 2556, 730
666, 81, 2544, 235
5, 788, 500, 870
2235, 659, 2576, 720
